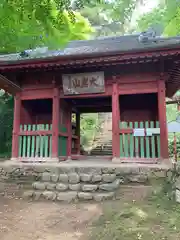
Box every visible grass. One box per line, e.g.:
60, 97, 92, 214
90, 188, 180, 240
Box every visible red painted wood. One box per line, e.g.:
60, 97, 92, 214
112, 83, 120, 158
19, 130, 52, 136
67, 107, 72, 158
21, 88, 53, 100
52, 88, 59, 158
158, 77, 169, 158
12, 93, 21, 159
116, 73, 159, 84
61, 90, 112, 99
75, 113, 81, 155
118, 81, 158, 94
119, 129, 133, 134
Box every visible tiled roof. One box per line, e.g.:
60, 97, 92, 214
1, 34, 180, 64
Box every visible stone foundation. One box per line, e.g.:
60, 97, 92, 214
0, 160, 171, 202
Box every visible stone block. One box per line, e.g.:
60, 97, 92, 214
23, 190, 34, 199
68, 173, 80, 184
57, 192, 77, 202
51, 174, 59, 183
46, 183, 56, 190
92, 174, 102, 183
77, 167, 102, 175
80, 174, 92, 182
42, 172, 51, 182
99, 179, 120, 191
69, 184, 81, 191
176, 189, 180, 203
43, 191, 56, 200
34, 191, 42, 200
33, 182, 46, 190
102, 174, 116, 183
82, 184, 98, 192
127, 174, 148, 183
59, 174, 68, 183
102, 168, 115, 174
115, 167, 139, 176
78, 192, 93, 200
93, 192, 115, 202
56, 183, 68, 191
59, 167, 76, 174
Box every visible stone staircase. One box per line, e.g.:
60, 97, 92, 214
0, 161, 170, 203
90, 113, 112, 156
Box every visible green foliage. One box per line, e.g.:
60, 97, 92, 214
80, 114, 100, 148
79, 0, 144, 37
0, 1, 94, 53
137, 0, 180, 36
0, 92, 13, 157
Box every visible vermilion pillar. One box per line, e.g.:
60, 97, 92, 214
112, 83, 120, 159
12, 93, 21, 159
158, 78, 169, 159
76, 112, 81, 155
52, 87, 59, 159
67, 106, 72, 159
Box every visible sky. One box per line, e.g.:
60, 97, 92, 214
131, 0, 159, 27
139, 0, 159, 14
135, 0, 159, 18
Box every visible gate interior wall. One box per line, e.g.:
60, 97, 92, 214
119, 93, 160, 159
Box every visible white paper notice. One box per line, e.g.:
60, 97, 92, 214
133, 128, 145, 137
146, 128, 160, 136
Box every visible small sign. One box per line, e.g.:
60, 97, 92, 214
62, 72, 105, 95
168, 121, 180, 133
133, 128, 145, 137
146, 128, 160, 136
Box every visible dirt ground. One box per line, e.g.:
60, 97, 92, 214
0, 196, 102, 240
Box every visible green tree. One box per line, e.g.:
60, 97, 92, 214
76, 0, 145, 37
0, 1, 94, 53
137, 0, 180, 36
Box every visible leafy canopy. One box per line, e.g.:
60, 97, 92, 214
137, 0, 180, 36
0, 0, 94, 53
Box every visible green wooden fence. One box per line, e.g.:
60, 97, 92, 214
19, 124, 67, 158
120, 121, 160, 158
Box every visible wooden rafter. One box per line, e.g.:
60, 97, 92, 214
0, 74, 21, 95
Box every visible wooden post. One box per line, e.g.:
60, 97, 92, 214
52, 87, 59, 159
112, 83, 120, 159
11, 93, 21, 159
67, 106, 72, 159
158, 78, 169, 159
76, 112, 81, 155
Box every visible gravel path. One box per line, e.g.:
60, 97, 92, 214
0, 197, 101, 240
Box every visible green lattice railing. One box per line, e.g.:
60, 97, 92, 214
18, 124, 67, 158
120, 121, 160, 158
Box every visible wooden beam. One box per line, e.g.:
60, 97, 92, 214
158, 77, 169, 158
112, 83, 120, 158
52, 88, 59, 158
67, 106, 72, 159
0, 74, 21, 95
11, 93, 21, 159
75, 113, 81, 155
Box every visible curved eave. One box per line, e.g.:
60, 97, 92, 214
0, 44, 180, 70
0, 47, 180, 71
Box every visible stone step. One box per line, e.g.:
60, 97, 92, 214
90, 152, 112, 156
23, 190, 115, 202
32, 178, 121, 192
0, 160, 169, 203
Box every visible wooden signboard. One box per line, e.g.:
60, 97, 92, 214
62, 72, 105, 95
